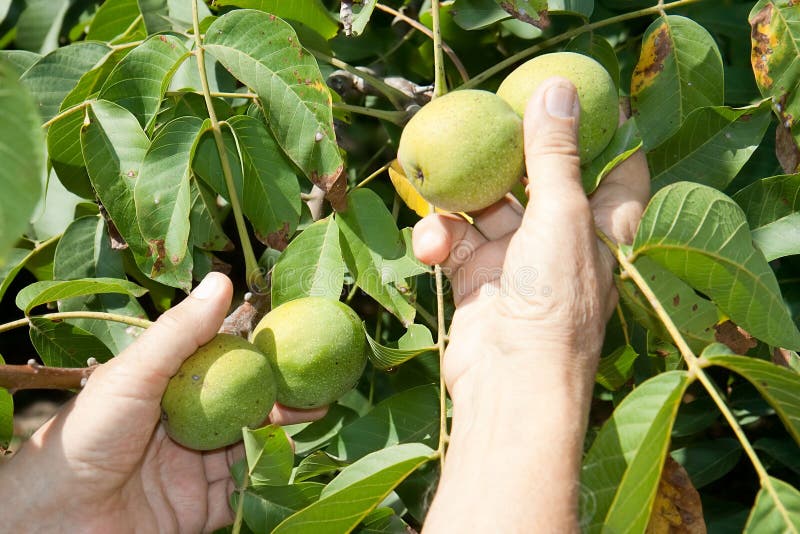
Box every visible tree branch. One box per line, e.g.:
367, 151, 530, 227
0, 362, 97, 393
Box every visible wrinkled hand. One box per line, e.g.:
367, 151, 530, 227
413, 78, 650, 404
1, 273, 326, 533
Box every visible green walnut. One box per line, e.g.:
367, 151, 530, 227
251, 297, 367, 409
161, 334, 276, 451
496, 52, 618, 163
397, 89, 525, 213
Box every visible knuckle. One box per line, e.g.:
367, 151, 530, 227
528, 128, 580, 159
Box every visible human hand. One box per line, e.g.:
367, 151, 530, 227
413, 77, 650, 405
0, 273, 326, 533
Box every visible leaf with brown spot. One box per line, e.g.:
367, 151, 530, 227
749, 1, 800, 151
631, 16, 724, 149
646, 457, 706, 534
715, 320, 758, 355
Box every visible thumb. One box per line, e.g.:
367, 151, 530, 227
83, 272, 234, 405
520, 77, 591, 234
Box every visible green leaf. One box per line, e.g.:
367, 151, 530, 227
379, 228, 430, 285
0, 248, 33, 302
495, 0, 549, 28
754, 438, 800, 475
330, 385, 439, 461
749, 1, 800, 150
19, 42, 110, 123
632, 182, 800, 351
294, 450, 347, 482
349, 0, 377, 36
631, 15, 724, 150
581, 119, 643, 193
704, 346, 800, 445
214, 0, 340, 40
336, 189, 415, 325
243, 424, 295, 486
226, 115, 302, 241
138, 0, 171, 35
364, 324, 437, 371
616, 256, 718, 353
54, 216, 147, 353
581, 371, 690, 533
271, 217, 345, 308
29, 318, 114, 367
595, 344, 638, 391
671, 438, 742, 489
16, 278, 147, 314
451, 0, 510, 30
733, 173, 800, 261
134, 116, 207, 277
204, 10, 344, 193
647, 103, 772, 192
0, 354, 12, 449
87, 0, 146, 42
273, 443, 434, 533
0, 50, 41, 76
288, 404, 359, 456
98, 34, 189, 130
236, 482, 325, 534
360, 507, 410, 534
15, 0, 70, 54
744, 476, 800, 533
0, 60, 45, 264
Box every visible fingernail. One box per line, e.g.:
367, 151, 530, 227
545, 83, 579, 119
191, 273, 219, 299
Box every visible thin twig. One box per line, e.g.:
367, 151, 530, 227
333, 102, 408, 125
429, 0, 447, 98
460, 0, 705, 90
355, 161, 393, 189
375, 3, 469, 84
0, 312, 152, 335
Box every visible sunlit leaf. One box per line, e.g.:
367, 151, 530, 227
647, 102, 771, 192
336, 189, 415, 325
0, 50, 41, 75
14, 0, 70, 54
16, 278, 147, 314
273, 443, 434, 533
582, 119, 642, 193
99, 34, 190, 130
29, 318, 114, 367
19, 42, 109, 123
87, 0, 146, 42
134, 116, 207, 277
632, 182, 800, 351
631, 15, 724, 149
0, 60, 44, 264
364, 324, 437, 371
271, 217, 345, 308
704, 345, 800, 445
214, 0, 340, 39
744, 476, 800, 532
581, 371, 690, 533
204, 10, 343, 195
243, 424, 294, 486
330, 385, 439, 461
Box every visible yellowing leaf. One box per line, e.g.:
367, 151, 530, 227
387, 160, 472, 223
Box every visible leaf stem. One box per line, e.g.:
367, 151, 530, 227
374, 3, 469, 84
430, 0, 447, 98
333, 102, 408, 125
0, 312, 152, 335
41, 101, 90, 129
191, 0, 266, 292
309, 49, 408, 110
600, 228, 790, 522
355, 161, 392, 189
434, 262, 448, 468
460, 0, 705, 90
231, 489, 246, 534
